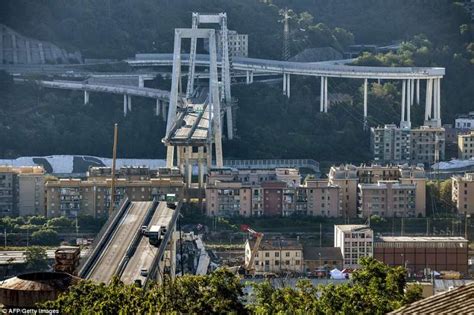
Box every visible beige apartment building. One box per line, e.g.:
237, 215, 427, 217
46, 167, 183, 218
304, 179, 340, 217
206, 167, 342, 217
334, 225, 373, 269
328, 165, 359, 218
458, 131, 474, 160
205, 167, 301, 217
244, 239, 303, 274
358, 181, 419, 218
0, 166, 45, 217
452, 173, 474, 214
329, 164, 426, 218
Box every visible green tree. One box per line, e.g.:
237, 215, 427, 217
28, 216, 48, 226
25, 246, 49, 271
249, 257, 422, 314
47, 216, 73, 230
31, 228, 59, 246
42, 269, 246, 314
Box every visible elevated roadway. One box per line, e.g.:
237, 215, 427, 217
87, 201, 152, 283
33, 79, 170, 101
128, 53, 445, 80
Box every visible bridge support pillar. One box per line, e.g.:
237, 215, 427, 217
166, 146, 175, 168
11, 34, 17, 64
400, 79, 411, 129
198, 147, 204, 189
84, 91, 89, 105
320, 76, 328, 113
25, 41, 31, 64
425, 78, 433, 122
155, 99, 161, 116
38, 43, 45, 64
363, 78, 368, 130
246, 71, 250, 84
424, 78, 441, 127
410, 79, 415, 106
282, 73, 287, 95
226, 106, 233, 140
138, 76, 144, 88
123, 94, 128, 117
127, 95, 132, 112
407, 80, 411, 124
185, 146, 192, 187
416, 79, 420, 105
324, 76, 328, 112
163, 102, 168, 121
286, 74, 290, 98
320, 77, 324, 112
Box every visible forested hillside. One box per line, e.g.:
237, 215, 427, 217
0, 0, 472, 164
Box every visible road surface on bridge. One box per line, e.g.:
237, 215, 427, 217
88, 201, 152, 283
120, 202, 169, 284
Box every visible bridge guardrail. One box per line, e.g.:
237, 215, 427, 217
115, 199, 159, 278
78, 197, 131, 278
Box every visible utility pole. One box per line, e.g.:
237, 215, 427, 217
109, 123, 118, 215
4, 228, 6, 248
426, 217, 430, 236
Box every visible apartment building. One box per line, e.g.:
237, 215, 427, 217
328, 165, 358, 218
46, 167, 183, 218
305, 179, 340, 217
206, 167, 342, 217
358, 181, 418, 218
0, 166, 45, 217
410, 126, 445, 165
329, 164, 426, 218
218, 30, 248, 58
244, 239, 303, 274
371, 124, 411, 163
205, 180, 252, 217
452, 173, 474, 214
458, 131, 474, 160
359, 166, 426, 218
334, 225, 374, 269
370, 124, 445, 165
374, 236, 469, 275
206, 167, 301, 217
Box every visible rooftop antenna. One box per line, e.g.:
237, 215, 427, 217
109, 123, 118, 215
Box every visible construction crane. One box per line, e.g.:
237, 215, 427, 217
237, 226, 264, 276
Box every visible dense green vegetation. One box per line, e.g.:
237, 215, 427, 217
0, 1, 473, 164
42, 258, 421, 314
